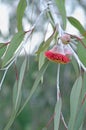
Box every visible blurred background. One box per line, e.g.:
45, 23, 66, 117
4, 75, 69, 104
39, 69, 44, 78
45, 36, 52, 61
0, 0, 86, 130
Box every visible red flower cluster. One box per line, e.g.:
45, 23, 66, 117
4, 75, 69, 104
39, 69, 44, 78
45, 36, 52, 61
45, 45, 71, 64
45, 51, 70, 64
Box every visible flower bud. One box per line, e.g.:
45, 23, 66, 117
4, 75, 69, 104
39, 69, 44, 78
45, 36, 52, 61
61, 34, 71, 44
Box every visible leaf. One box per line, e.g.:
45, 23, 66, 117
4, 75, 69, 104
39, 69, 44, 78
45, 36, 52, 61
36, 40, 51, 54
0, 43, 7, 67
2, 31, 24, 67
77, 39, 86, 67
68, 76, 82, 130
17, 60, 49, 116
46, 10, 55, 26
74, 99, 86, 130
37, 29, 56, 82
68, 17, 86, 35
73, 72, 86, 130
38, 51, 46, 83
15, 56, 27, 111
38, 42, 49, 82
4, 111, 16, 130
0, 69, 8, 90
17, 0, 27, 31
0, 43, 7, 58
54, 98, 62, 130
13, 81, 18, 107
36, 29, 56, 54
38, 42, 45, 70
55, 0, 66, 29
79, 125, 83, 130
73, 73, 86, 130
4, 57, 27, 130
81, 72, 86, 100
71, 57, 80, 77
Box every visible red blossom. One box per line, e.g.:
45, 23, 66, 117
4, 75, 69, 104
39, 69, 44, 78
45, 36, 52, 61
45, 50, 70, 64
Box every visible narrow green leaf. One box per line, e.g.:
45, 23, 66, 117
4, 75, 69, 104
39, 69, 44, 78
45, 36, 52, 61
0, 43, 8, 67
13, 81, 18, 107
55, 0, 66, 29
4, 111, 16, 130
17, 61, 49, 115
74, 99, 86, 130
0, 69, 8, 89
46, 10, 55, 26
38, 42, 46, 70
54, 98, 62, 130
36, 30, 56, 54
36, 40, 51, 54
81, 72, 86, 100
36, 37, 53, 54
77, 39, 86, 67
68, 76, 82, 130
73, 73, 86, 130
2, 31, 24, 67
71, 57, 80, 77
17, 0, 27, 31
4, 57, 27, 130
0, 43, 7, 58
79, 125, 83, 130
68, 17, 86, 35
38, 41, 49, 82
15, 56, 27, 111
37, 29, 56, 82
38, 51, 46, 83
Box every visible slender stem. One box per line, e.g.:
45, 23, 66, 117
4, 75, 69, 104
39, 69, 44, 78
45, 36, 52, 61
0, 69, 8, 90
46, 0, 64, 34
61, 112, 68, 130
29, 8, 48, 32
47, 0, 59, 25
57, 63, 60, 101
0, 56, 16, 90
46, 112, 55, 128
68, 44, 86, 72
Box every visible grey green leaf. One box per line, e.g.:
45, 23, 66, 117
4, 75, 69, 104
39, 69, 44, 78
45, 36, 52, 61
74, 99, 86, 130
4, 57, 27, 130
15, 56, 27, 111
68, 76, 82, 130
54, 98, 62, 130
4, 111, 16, 130
17, 61, 49, 115
17, 0, 27, 31
77, 39, 86, 67
68, 17, 85, 35
0, 43, 7, 58
2, 31, 24, 67
55, 0, 66, 29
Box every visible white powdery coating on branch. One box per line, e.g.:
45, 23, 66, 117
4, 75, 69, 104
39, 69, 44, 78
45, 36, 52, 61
40, 0, 63, 33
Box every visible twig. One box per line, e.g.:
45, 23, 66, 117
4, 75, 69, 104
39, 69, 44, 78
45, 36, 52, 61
82, 93, 86, 105
14, 63, 19, 81
46, 112, 56, 128
61, 112, 68, 130
57, 63, 60, 101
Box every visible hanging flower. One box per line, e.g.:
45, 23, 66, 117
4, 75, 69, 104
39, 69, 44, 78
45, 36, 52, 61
45, 45, 71, 64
